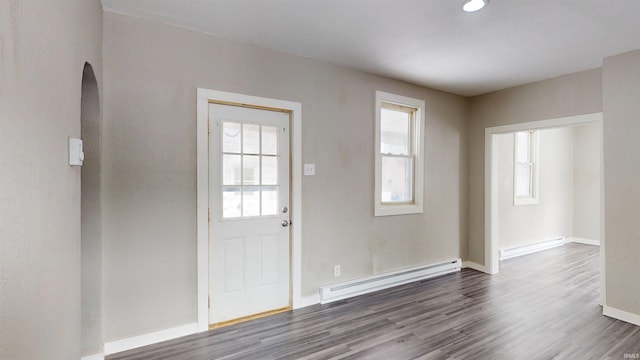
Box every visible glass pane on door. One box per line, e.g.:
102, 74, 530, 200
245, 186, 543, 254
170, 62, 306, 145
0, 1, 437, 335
221, 121, 281, 218
223, 122, 242, 153
243, 187, 261, 217
262, 157, 278, 185
262, 126, 278, 155
223, 154, 241, 185
243, 124, 260, 154
261, 186, 278, 216
222, 187, 242, 218
243, 155, 260, 185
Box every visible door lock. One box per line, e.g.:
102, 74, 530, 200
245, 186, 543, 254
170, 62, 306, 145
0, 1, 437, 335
281, 220, 290, 227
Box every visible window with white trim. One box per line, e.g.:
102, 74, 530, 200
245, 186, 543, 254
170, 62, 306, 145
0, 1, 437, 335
514, 130, 539, 205
375, 91, 425, 216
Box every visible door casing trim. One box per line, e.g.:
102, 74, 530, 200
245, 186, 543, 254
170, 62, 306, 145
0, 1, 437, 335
196, 88, 303, 332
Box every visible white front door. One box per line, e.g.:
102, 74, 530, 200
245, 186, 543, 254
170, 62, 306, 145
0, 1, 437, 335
208, 103, 291, 325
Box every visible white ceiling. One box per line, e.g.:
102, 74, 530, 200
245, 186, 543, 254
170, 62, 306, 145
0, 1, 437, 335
101, 0, 640, 96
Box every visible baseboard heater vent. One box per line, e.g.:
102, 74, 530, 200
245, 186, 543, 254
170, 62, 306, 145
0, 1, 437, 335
499, 237, 566, 260
319, 259, 461, 304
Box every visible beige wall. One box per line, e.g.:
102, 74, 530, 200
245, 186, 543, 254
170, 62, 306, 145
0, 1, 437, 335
102, 12, 468, 341
497, 128, 574, 249
0, 1, 103, 359
602, 50, 640, 316
572, 123, 601, 241
467, 69, 602, 264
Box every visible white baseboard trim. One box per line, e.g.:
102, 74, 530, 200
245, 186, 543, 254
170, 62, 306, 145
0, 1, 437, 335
499, 237, 566, 260
603, 305, 640, 326
81, 353, 104, 360
462, 261, 489, 274
299, 294, 320, 308
104, 323, 198, 355
567, 237, 600, 246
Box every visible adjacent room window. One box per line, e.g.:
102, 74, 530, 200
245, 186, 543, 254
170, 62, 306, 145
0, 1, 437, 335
375, 91, 425, 216
513, 130, 539, 205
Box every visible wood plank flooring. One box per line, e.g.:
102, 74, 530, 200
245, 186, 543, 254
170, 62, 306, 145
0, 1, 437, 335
108, 244, 640, 359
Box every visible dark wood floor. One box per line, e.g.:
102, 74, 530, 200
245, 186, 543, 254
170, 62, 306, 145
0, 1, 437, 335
109, 243, 640, 360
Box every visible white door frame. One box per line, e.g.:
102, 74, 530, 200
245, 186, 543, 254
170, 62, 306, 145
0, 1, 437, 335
196, 88, 303, 332
484, 112, 605, 305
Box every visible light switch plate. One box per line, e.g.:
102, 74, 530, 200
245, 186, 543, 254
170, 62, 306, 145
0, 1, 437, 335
69, 138, 84, 166
304, 163, 315, 176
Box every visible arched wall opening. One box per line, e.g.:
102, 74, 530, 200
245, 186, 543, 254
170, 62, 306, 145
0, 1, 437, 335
80, 62, 103, 356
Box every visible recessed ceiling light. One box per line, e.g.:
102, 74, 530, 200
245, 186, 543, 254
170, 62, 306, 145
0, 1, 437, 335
463, 0, 487, 12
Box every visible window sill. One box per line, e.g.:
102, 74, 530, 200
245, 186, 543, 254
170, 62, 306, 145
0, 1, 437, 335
375, 203, 423, 216
514, 197, 538, 206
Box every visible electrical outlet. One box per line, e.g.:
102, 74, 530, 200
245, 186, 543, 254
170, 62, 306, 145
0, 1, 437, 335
334, 265, 341, 277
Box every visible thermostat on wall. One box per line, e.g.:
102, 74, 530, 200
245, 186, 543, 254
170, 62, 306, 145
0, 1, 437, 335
69, 138, 84, 166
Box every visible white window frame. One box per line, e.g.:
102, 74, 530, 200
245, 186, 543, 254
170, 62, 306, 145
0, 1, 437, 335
374, 91, 425, 216
513, 130, 539, 205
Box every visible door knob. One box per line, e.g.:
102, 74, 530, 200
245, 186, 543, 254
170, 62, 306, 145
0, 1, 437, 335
281, 220, 290, 227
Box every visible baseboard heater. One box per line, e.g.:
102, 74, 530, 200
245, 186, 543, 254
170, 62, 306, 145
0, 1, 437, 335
499, 237, 566, 260
319, 259, 462, 304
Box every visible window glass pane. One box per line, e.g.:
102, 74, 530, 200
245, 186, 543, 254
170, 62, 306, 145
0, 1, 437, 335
261, 186, 278, 216
380, 108, 410, 155
262, 156, 278, 185
243, 124, 260, 154
243, 186, 260, 217
243, 155, 260, 185
222, 186, 242, 218
515, 163, 532, 197
262, 126, 278, 155
222, 122, 241, 153
381, 156, 413, 203
223, 154, 241, 185
516, 132, 530, 163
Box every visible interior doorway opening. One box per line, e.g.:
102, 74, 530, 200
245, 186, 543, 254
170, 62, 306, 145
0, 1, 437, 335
485, 113, 605, 305
80, 62, 102, 356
